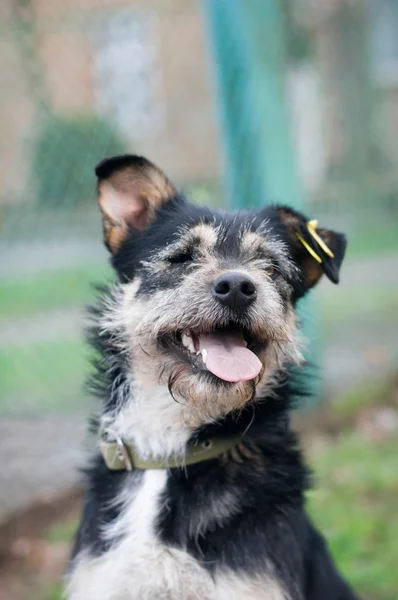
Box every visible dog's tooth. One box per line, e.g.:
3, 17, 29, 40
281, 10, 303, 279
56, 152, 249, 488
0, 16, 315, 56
182, 333, 196, 353
201, 348, 208, 364
182, 333, 190, 349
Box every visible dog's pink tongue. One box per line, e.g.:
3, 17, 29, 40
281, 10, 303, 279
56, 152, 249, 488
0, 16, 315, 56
198, 331, 262, 383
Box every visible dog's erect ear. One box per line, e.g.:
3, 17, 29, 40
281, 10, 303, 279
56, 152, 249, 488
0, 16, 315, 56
275, 206, 347, 288
95, 154, 176, 253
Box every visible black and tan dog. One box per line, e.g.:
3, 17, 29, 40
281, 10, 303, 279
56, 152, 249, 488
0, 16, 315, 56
68, 155, 359, 600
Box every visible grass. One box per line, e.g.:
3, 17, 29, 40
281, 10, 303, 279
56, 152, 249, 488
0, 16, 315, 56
332, 377, 396, 420
308, 435, 398, 600
46, 517, 79, 544
42, 583, 64, 600
0, 264, 112, 322
307, 375, 398, 600
319, 285, 398, 335
0, 263, 111, 416
347, 224, 398, 258
0, 337, 94, 415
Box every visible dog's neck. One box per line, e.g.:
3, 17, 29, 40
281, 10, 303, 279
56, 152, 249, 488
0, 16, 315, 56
99, 364, 288, 461
101, 379, 205, 460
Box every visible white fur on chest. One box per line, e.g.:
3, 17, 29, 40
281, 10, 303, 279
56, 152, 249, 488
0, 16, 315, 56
68, 470, 212, 600
68, 471, 288, 600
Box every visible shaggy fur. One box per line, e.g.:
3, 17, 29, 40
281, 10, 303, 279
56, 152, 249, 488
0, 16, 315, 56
68, 155, 359, 600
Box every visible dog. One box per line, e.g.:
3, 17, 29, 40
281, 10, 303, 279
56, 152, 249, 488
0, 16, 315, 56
67, 154, 359, 600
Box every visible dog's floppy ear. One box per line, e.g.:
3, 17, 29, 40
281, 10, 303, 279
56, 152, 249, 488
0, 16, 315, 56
95, 154, 176, 253
275, 206, 347, 288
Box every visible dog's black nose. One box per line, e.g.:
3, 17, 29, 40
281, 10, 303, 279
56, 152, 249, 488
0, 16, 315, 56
212, 272, 257, 309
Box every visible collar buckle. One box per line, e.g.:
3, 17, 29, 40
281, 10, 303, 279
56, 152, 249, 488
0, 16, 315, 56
115, 434, 133, 471
100, 427, 133, 471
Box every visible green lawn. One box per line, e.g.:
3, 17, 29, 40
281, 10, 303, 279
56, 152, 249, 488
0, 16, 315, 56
42, 583, 64, 600
0, 263, 112, 415
309, 435, 398, 600
347, 224, 398, 258
319, 286, 398, 335
307, 376, 398, 600
0, 337, 93, 415
0, 264, 112, 322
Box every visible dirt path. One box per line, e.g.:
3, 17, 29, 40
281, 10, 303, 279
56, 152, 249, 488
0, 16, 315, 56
0, 416, 87, 523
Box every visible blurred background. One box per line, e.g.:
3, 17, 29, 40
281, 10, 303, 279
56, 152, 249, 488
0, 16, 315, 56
0, 1, 397, 599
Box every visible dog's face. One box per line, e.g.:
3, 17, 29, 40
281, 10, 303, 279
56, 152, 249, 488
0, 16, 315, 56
96, 155, 346, 418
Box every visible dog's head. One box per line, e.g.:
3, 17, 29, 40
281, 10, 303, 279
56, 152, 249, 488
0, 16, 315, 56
96, 155, 346, 418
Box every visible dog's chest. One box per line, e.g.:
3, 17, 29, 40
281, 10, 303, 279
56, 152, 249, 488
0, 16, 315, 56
68, 471, 287, 600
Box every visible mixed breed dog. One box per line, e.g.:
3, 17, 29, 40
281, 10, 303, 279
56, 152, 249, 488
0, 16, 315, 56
67, 154, 359, 599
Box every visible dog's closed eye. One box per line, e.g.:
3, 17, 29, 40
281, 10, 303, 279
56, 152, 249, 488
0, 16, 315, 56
168, 251, 194, 264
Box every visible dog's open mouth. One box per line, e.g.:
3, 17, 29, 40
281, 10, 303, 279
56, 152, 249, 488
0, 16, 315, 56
160, 325, 263, 383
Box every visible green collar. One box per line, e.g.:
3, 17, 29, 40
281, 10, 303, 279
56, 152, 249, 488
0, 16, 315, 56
100, 429, 241, 471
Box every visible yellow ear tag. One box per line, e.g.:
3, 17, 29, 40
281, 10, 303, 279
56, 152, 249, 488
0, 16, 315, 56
296, 219, 335, 263
296, 232, 322, 263
307, 220, 335, 258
